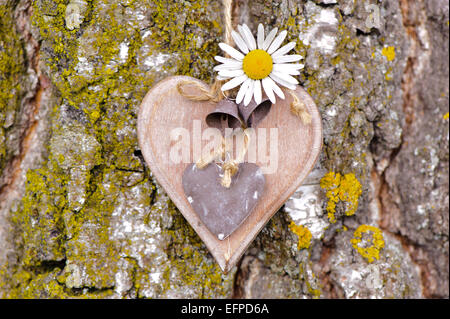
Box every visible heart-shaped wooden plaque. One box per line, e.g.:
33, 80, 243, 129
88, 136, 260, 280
137, 76, 322, 273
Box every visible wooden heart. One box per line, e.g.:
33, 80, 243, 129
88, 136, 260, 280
182, 163, 265, 241
137, 75, 322, 273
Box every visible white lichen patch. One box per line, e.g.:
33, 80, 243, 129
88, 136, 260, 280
143, 52, 171, 71
65, 263, 82, 289
150, 272, 162, 284
299, 4, 339, 55
75, 56, 94, 76
315, 34, 337, 53
114, 258, 134, 296
318, 9, 339, 25
284, 169, 329, 239
119, 42, 129, 63
65, 1, 88, 30
109, 182, 163, 268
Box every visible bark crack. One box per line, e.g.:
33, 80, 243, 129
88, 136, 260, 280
0, 1, 46, 200
372, 0, 435, 298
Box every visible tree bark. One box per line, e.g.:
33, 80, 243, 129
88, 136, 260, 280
0, 0, 448, 298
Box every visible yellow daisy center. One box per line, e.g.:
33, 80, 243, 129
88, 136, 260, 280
242, 49, 273, 80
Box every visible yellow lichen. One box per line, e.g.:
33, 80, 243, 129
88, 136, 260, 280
320, 171, 362, 223
381, 46, 395, 61
289, 222, 312, 250
0, 0, 231, 298
350, 225, 385, 263
444, 112, 449, 120
384, 67, 393, 81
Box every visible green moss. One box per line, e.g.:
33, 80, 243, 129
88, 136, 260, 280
1, 0, 230, 297
149, 0, 222, 79
2, 269, 69, 299
298, 262, 322, 299
12, 159, 68, 267
157, 198, 232, 298
0, 5, 26, 175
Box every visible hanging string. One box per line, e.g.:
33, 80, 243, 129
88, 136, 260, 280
176, 0, 233, 102
223, 0, 233, 46
219, 130, 250, 188
177, 0, 311, 187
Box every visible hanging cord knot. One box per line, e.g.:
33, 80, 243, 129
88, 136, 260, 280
176, 80, 224, 103
195, 130, 250, 188
289, 90, 311, 125
221, 160, 239, 188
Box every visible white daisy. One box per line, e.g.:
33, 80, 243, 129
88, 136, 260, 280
214, 23, 304, 106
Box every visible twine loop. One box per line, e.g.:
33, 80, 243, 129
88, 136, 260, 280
176, 80, 224, 103
288, 90, 311, 125
195, 129, 250, 188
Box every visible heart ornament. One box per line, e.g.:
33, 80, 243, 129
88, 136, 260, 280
137, 22, 322, 273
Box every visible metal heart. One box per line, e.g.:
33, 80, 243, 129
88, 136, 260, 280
205, 99, 243, 134
182, 163, 265, 241
238, 98, 272, 128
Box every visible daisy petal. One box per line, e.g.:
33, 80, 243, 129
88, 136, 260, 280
236, 78, 252, 104
257, 24, 265, 49
253, 80, 262, 104
267, 30, 287, 54
271, 70, 299, 85
262, 27, 278, 51
237, 25, 248, 48
271, 42, 296, 58
271, 82, 285, 99
241, 24, 257, 51
262, 77, 276, 104
219, 43, 245, 61
231, 30, 249, 54
221, 74, 248, 91
244, 80, 255, 106
213, 63, 242, 71
270, 73, 296, 90
264, 76, 285, 99
272, 64, 300, 75
273, 63, 304, 70
217, 74, 233, 80
218, 69, 244, 78
214, 56, 241, 64
273, 54, 302, 63
216, 75, 229, 81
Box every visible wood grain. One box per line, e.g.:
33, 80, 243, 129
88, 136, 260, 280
137, 76, 322, 273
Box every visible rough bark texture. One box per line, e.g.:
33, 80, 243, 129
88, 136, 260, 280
0, 0, 448, 298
